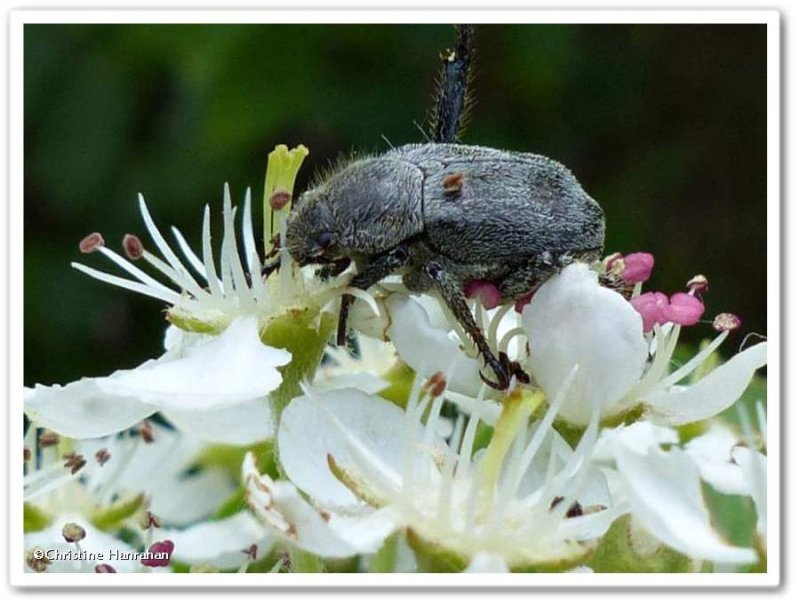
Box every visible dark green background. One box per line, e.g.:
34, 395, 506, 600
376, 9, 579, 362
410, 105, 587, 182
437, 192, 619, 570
24, 24, 767, 385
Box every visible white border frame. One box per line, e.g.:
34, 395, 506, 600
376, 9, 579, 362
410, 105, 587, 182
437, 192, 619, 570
7, 8, 781, 589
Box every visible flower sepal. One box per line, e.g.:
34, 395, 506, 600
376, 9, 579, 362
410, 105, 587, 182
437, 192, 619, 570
261, 307, 337, 412
586, 515, 694, 573
406, 527, 595, 573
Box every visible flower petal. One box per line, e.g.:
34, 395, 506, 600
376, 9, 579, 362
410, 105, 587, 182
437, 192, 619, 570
279, 388, 440, 509
732, 446, 767, 544
76, 427, 236, 525
24, 382, 156, 439
522, 263, 648, 425
160, 511, 273, 570
242, 453, 398, 558
464, 552, 509, 572
685, 423, 749, 495
614, 443, 757, 564
164, 396, 276, 446
97, 316, 290, 411
645, 343, 767, 425
593, 421, 678, 462
386, 294, 483, 396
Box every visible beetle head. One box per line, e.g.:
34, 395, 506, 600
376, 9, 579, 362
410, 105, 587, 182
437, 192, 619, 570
284, 189, 343, 266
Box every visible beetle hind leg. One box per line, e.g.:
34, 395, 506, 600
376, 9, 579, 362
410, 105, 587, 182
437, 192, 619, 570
424, 260, 527, 391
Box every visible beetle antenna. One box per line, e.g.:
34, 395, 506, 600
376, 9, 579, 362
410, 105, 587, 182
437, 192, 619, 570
429, 24, 476, 144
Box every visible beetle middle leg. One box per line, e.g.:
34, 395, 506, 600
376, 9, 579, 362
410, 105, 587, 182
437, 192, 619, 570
424, 260, 529, 391
337, 244, 411, 346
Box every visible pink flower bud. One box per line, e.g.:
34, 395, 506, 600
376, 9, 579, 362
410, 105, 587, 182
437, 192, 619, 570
620, 252, 655, 284
630, 291, 670, 332
464, 280, 502, 310
666, 292, 705, 327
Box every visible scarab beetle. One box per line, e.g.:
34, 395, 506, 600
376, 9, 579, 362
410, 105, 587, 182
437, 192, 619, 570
265, 26, 606, 390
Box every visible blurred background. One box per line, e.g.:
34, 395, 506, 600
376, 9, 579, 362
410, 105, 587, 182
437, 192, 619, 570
24, 24, 767, 385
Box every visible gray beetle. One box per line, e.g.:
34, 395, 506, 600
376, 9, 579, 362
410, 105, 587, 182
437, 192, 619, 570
264, 26, 606, 390
279, 143, 605, 390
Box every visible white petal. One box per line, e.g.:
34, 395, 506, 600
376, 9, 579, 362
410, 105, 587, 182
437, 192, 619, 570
314, 372, 389, 394
279, 389, 435, 509
242, 454, 397, 558
160, 511, 273, 570
464, 552, 509, 573
645, 343, 767, 425
593, 421, 678, 462
732, 446, 768, 543
150, 468, 235, 526
164, 396, 276, 445
24, 382, 156, 439
268, 488, 396, 558
97, 316, 291, 411
522, 264, 648, 425
685, 424, 749, 495
78, 427, 236, 525
386, 294, 483, 396
24, 515, 141, 573
615, 443, 757, 564
565, 565, 595, 573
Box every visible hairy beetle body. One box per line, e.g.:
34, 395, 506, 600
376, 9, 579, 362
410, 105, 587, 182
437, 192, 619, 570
287, 143, 604, 300
280, 142, 605, 389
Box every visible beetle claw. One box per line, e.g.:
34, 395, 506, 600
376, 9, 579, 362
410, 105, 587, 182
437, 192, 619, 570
480, 356, 511, 391
480, 352, 529, 391
500, 351, 531, 385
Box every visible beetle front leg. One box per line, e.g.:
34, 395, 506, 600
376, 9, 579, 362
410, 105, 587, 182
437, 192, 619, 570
424, 260, 529, 391
337, 244, 411, 346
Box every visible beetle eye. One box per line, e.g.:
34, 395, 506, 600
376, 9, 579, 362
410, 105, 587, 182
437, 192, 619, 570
316, 231, 333, 249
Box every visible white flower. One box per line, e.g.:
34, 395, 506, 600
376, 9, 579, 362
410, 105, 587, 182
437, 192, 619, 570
313, 334, 398, 394
72, 185, 337, 332
24, 424, 267, 572
521, 263, 767, 426
685, 405, 767, 549
593, 421, 758, 565
247, 380, 623, 571
24, 316, 289, 444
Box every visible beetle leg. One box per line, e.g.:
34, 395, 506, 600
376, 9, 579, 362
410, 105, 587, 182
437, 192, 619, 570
261, 257, 281, 279
423, 260, 523, 391
337, 244, 411, 346
264, 233, 281, 260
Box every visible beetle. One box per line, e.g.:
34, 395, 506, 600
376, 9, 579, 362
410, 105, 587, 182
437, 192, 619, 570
264, 26, 606, 390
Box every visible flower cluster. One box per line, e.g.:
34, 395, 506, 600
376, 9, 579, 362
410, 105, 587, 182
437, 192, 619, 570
23, 145, 768, 575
